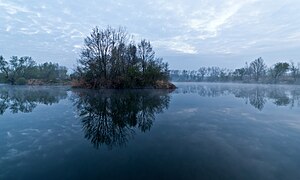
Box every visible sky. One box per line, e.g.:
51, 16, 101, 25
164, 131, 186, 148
1, 0, 300, 70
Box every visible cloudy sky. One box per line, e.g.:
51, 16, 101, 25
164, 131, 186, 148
1, 0, 300, 70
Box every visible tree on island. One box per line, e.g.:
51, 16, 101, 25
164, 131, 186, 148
71, 26, 174, 89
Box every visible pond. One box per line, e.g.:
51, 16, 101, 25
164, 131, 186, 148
1, 82, 300, 179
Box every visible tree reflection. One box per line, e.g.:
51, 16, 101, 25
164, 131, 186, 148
268, 89, 291, 106
0, 85, 68, 115
175, 84, 300, 110
243, 87, 267, 111
73, 89, 171, 149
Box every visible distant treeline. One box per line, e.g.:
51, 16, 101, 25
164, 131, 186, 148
71, 26, 172, 89
0, 55, 69, 85
170, 57, 300, 84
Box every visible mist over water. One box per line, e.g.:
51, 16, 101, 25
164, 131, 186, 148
1, 83, 300, 179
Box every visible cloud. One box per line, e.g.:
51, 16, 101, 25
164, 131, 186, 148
1, 0, 300, 69
0, 0, 30, 14
63, 8, 71, 15
19, 27, 39, 35
154, 38, 198, 55
5, 25, 11, 32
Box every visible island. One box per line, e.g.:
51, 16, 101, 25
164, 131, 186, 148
71, 26, 176, 89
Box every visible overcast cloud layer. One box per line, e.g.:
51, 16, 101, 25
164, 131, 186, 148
1, 0, 300, 69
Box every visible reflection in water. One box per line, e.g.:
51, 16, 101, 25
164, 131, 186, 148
0, 85, 68, 115
175, 83, 300, 110
73, 89, 171, 149
2, 83, 300, 179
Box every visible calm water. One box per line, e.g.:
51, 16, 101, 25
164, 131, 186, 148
1, 83, 300, 179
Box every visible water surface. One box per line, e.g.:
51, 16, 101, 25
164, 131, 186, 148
1, 83, 300, 179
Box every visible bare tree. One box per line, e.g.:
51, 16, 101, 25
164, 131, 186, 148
250, 57, 266, 82
75, 26, 169, 88
137, 39, 155, 73
198, 67, 207, 81
290, 61, 299, 82
80, 26, 128, 86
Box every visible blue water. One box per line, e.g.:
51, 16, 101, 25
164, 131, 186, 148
1, 83, 300, 179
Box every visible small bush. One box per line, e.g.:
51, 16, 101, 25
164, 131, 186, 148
16, 77, 27, 85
